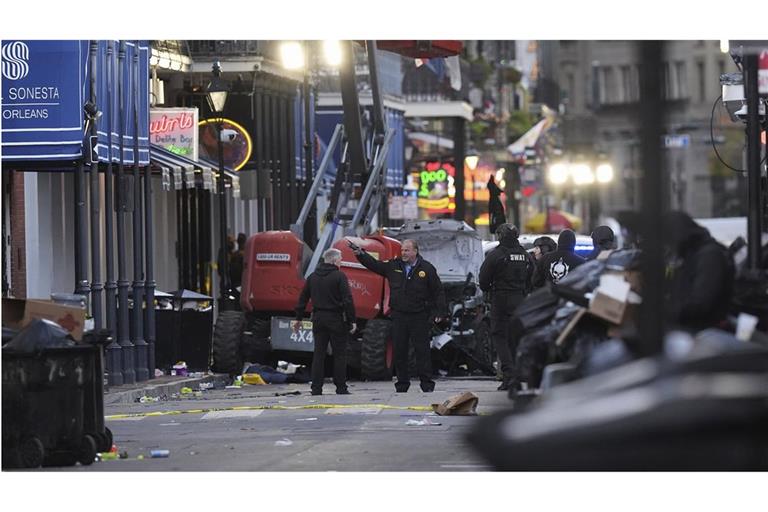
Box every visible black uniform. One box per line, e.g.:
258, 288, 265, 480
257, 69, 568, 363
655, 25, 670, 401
479, 236, 535, 387
356, 251, 447, 392
585, 225, 616, 261
295, 262, 356, 394
663, 211, 735, 331
533, 229, 586, 288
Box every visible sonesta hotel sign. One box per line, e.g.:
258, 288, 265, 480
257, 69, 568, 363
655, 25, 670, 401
1, 40, 87, 161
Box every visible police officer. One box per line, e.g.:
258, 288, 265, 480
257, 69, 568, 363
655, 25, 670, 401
294, 248, 357, 396
586, 225, 616, 261
479, 224, 535, 390
532, 229, 586, 288
350, 239, 447, 393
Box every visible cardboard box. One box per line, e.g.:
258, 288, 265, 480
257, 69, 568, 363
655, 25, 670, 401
431, 391, 479, 416
587, 273, 631, 325
2, 298, 86, 341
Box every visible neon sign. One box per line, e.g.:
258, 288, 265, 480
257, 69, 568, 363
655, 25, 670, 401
198, 117, 253, 171
419, 168, 448, 197
150, 108, 199, 159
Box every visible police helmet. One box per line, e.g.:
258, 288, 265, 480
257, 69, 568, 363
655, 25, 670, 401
497, 223, 519, 242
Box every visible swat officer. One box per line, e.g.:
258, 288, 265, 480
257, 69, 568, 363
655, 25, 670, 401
532, 229, 586, 288
479, 224, 535, 390
294, 248, 357, 396
349, 238, 447, 393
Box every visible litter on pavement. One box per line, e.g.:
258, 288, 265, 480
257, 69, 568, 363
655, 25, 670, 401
275, 438, 293, 447
296, 417, 318, 421
406, 417, 443, 426
432, 391, 479, 416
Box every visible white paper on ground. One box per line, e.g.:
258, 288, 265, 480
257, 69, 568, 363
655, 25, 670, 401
431, 332, 452, 350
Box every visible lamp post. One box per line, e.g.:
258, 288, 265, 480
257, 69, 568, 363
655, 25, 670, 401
207, 61, 233, 309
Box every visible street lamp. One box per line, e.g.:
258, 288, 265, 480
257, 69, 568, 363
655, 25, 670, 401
280, 41, 305, 70
206, 61, 234, 308
596, 163, 614, 184
547, 161, 569, 185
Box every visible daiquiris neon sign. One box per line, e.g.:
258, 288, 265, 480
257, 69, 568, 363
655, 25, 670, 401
419, 168, 448, 197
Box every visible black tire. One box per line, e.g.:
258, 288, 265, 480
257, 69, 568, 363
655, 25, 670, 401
19, 437, 44, 469
241, 318, 276, 367
360, 318, 393, 381
78, 435, 97, 466
211, 311, 245, 375
104, 427, 113, 452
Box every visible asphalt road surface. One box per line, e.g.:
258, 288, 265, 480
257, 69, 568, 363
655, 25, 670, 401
52, 377, 511, 471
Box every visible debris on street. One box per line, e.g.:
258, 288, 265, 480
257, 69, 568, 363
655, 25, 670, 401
432, 391, 479, 416
405, 417, 442, 426
275, 438, 293, 446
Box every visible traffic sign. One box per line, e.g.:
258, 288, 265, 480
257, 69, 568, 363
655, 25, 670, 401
663, 134, 690, 148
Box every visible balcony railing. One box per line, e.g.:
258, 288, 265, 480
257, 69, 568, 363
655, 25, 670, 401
185, 40, 265, 58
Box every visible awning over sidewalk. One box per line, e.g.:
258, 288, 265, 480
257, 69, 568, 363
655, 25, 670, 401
149, 144, 239, 197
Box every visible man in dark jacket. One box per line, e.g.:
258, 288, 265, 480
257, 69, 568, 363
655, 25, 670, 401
295, 248, 357, 395
351, 239, 447, 392
586, 225, 616, 260
479, 224, 535, 390
532, 229, 586, 287
663, 211, 735, 331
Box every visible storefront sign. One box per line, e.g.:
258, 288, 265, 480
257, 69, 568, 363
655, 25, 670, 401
403, 196, 419, 219
389, 195, 405, 220
151, 108, 198, 159
1, 40, 87, 161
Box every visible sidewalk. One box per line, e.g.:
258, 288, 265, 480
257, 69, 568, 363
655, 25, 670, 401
104, 373, 232, 405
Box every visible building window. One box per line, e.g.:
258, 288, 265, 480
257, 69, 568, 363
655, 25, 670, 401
618, 65, 638, 103
663, 61, 688, 100
697, 60, 706, 103
599, 66, 616, 105
675, 61, 688, 99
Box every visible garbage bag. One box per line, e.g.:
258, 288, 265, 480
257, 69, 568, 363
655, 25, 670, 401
513, 287, 561, 331
514, 316, 572, 388
581, 338, 633, 376
3, 319, 74, 352
603, 248, 641, 270
2, 326, 19, 346
556, 259, 605, 294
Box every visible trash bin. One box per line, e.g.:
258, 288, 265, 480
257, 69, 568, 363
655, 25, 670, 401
2, 342, 112, 469
153, 289, 214, 373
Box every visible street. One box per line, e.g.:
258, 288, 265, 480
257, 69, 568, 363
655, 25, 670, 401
51, 377, 508, 471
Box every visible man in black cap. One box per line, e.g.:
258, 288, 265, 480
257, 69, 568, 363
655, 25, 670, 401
533, 228, 586, 288
294, 248, 357, 396
350, 239, 447, 393
586, 225, 616, 260
479, 224, 535, 390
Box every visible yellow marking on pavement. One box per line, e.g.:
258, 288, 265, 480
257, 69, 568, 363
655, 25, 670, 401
105, 403, 434, 420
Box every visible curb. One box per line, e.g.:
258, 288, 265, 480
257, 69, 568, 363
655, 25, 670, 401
104, 374, 232, 405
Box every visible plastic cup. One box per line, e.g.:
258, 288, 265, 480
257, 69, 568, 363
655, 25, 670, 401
735, 313, 758, 341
